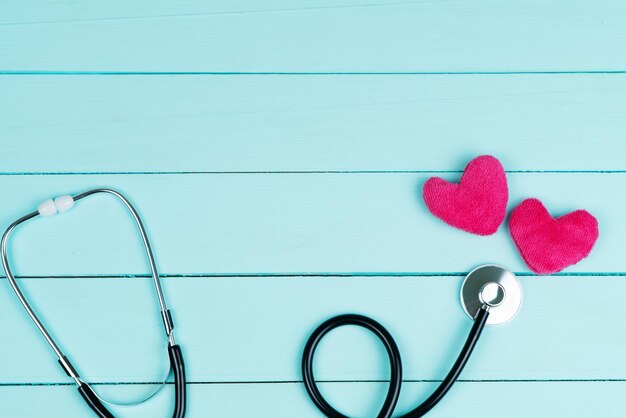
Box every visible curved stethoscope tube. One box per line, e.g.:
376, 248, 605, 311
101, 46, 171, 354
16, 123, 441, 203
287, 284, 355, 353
302, 265, 522, 418
1, 188, 186, 418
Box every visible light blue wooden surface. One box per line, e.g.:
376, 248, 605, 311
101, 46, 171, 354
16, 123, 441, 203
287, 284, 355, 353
0, 173, 619, 275
1, 1, 625, 417
2, 75, 626, 172
4, 381, 626, 418
2, 275, 626, 384
2, 1, 626, 71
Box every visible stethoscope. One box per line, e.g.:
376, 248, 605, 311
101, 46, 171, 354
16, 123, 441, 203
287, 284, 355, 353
301, 264, 523, 418
2, 188, 523, 418
0, 188, 186, 418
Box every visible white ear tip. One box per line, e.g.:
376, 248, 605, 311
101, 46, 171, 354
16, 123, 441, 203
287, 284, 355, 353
38, 199, 57, 217
54, 195, 74, 213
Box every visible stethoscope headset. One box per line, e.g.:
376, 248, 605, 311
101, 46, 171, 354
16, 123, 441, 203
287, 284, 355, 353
2, 188, 523, 418
1, 189, 185, 418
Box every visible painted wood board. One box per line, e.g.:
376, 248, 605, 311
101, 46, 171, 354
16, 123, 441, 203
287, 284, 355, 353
0, 275, 623, 386
1, 381, 623, 418
2, 75, 626, 173
2, 0, 625, 415
0, 173, 615, 276
2, 1, 625, 72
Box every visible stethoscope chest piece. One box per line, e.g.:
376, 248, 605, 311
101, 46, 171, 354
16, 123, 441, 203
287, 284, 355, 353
461, 264, 522, 325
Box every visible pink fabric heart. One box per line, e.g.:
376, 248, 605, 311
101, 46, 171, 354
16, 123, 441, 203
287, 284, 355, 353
422, 155, 508, 235
509, 198, 599, 274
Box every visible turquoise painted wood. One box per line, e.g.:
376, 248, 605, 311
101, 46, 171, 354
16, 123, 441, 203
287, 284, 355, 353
2, 381, 625, 418
0, 173, 619, 275
2, 1, 626, 72
1, 0, 625, 416
2, 75, 626, 173
3, 381, 626, 418
1, 275, 625, 386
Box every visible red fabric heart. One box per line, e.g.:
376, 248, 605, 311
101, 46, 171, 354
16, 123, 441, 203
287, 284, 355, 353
422, 155, 508, 235
509, 198, 599, 274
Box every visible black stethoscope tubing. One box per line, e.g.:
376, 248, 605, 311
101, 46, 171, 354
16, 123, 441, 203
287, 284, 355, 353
76, 344, 185, 418
302, 307, 490, 418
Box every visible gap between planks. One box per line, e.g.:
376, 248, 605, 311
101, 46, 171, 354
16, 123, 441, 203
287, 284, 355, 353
2, 71, 626, 75
4, 378, 626, 388
2, 170, 626, 176
2, 272, 626, 279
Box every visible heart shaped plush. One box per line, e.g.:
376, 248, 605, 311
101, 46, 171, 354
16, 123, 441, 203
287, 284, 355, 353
509, 198, 599, 274
423, 155, 508, 235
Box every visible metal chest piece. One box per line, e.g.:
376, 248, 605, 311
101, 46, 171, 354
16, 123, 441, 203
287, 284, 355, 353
461, 264, 522, 325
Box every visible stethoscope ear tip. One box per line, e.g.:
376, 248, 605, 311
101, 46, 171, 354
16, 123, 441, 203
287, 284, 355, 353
461, 264, 522, 326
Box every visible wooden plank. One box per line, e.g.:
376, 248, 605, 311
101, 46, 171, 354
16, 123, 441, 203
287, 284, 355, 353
0, 0, 366, 25
2, 75, 626, 173
0, 173, 616, 275
0, 380, 624, 417
0, 1, 390, 25
1, 1, 626, 71
1, 275, 625, 385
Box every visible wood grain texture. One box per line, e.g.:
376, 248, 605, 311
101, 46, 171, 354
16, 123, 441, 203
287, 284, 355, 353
0, 173, 615, 276
1, 275, 624, 386
2, 1, 626, 72
2, 381, 625, 418
2, 75, 626, 173
2, 0, 625, 416
0, 0, 381, 24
